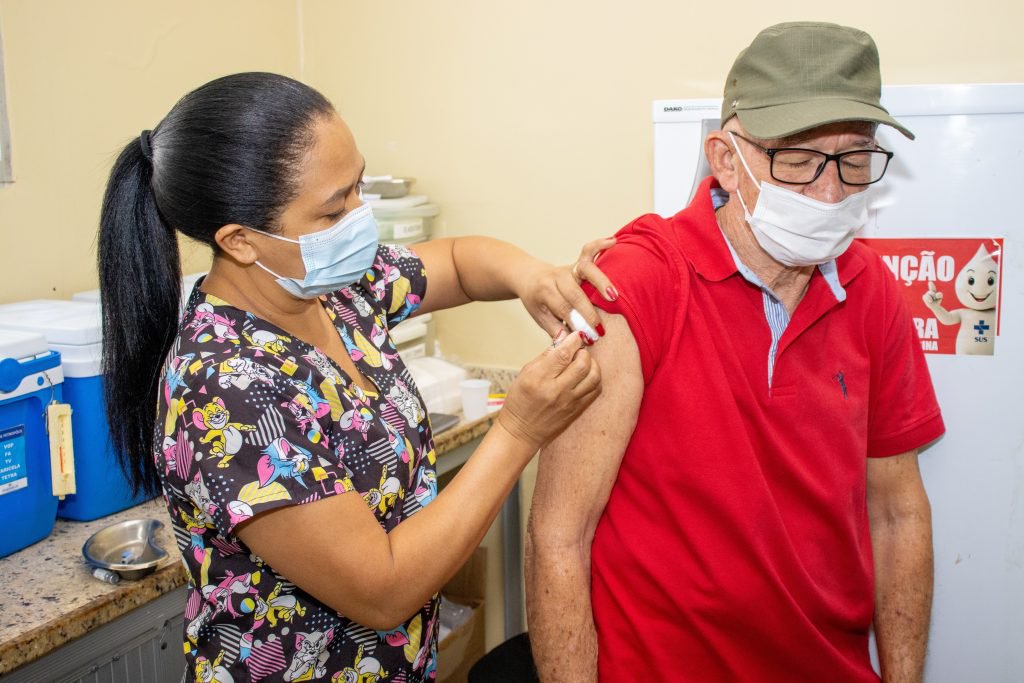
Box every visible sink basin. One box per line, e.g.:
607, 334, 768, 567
82, 519, 168, 580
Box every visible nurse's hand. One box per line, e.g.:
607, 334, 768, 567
518, 237, 618, 339
497, 330, 602, 451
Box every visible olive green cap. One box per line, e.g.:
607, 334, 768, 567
721, 22, 914, 140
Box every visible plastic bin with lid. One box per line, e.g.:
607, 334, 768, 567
0, 300, 152, 520
368, 195, 440, 244
405, 356, 467, 415
72, 272, 207, 310
390, 312, 434, 360
0, 329, 64, 557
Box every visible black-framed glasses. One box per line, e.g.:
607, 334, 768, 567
731, 132, 894, 186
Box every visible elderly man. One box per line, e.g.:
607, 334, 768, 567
527, 22, 943, 683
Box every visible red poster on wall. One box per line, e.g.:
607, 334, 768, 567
857, 237, 1003, 356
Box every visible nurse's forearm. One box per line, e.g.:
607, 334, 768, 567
450, 236, 543, 301
346, 334, 597, 629
379, 420, 536, 620
411, 237, 543, 313
237, 334, 598, 633
237, 420, 536, 632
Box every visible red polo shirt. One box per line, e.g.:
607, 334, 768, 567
585, 177, 944, 682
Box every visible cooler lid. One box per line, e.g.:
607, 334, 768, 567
70, 289, 100, 303
0, 300, 103, 347
0, 328, 51, 361
51, 342, 102, 378
72, 271, 206, 303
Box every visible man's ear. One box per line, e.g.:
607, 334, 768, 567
705, 131, 740, 193
214, 224, 259, 264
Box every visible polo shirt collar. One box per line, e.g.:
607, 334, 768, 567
673, 177, 737, 283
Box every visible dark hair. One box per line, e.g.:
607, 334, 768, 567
98, 72, 334, 496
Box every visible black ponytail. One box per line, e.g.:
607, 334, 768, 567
99, 140, 181, 496
97, 73, 334, 496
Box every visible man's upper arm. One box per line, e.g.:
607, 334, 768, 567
867, 256, 945, 457
529, 311, 644, 546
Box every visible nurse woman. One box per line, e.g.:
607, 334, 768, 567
97, 72, 607, 683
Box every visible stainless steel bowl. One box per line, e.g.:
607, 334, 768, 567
82, 518, 168, 581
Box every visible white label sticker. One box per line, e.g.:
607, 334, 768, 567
0, 424, 27, 496
393, 220, 424, 239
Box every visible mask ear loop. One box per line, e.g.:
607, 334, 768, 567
253, 260, 287, 281
727, 132, 762, 188
727, 131, 761, 218
246, 227, 303, 282
254, 229, 300, 245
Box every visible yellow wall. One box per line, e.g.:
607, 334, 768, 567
300, 1, 1024, 367
1, 0, 1021, 367
0, 0, 300, 302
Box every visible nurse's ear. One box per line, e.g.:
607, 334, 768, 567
705, 131, 740, 193
213, 224, 259, 265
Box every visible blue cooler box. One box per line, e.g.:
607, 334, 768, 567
0, 300, 152, 520
0, 329, 64, 557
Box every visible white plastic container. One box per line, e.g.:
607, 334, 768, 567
391, 313, 434, 361
0, 300, 151, 520
69, 290, 100, 302
72, 272, 207, 309
368, 195, 440, 244
405, 356, 468, 415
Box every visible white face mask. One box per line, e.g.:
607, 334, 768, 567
254, 203, 379, 299
728, 132, 868, 268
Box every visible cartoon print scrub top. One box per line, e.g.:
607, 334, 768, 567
156, 243, 438, 683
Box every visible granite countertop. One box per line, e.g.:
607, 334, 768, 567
0, 410, 501, 676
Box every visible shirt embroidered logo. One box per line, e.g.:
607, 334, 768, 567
833, 371, 848, 400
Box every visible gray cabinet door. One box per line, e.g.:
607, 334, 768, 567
5, 587, 186, 683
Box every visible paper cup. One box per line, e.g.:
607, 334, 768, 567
460, 378, 492, 421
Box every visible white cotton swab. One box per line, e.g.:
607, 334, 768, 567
568, 308, 599, 344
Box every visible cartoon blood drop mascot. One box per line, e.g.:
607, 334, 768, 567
923, 244, 999, 355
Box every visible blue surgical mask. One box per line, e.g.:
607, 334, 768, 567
254, 203, 379, 298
